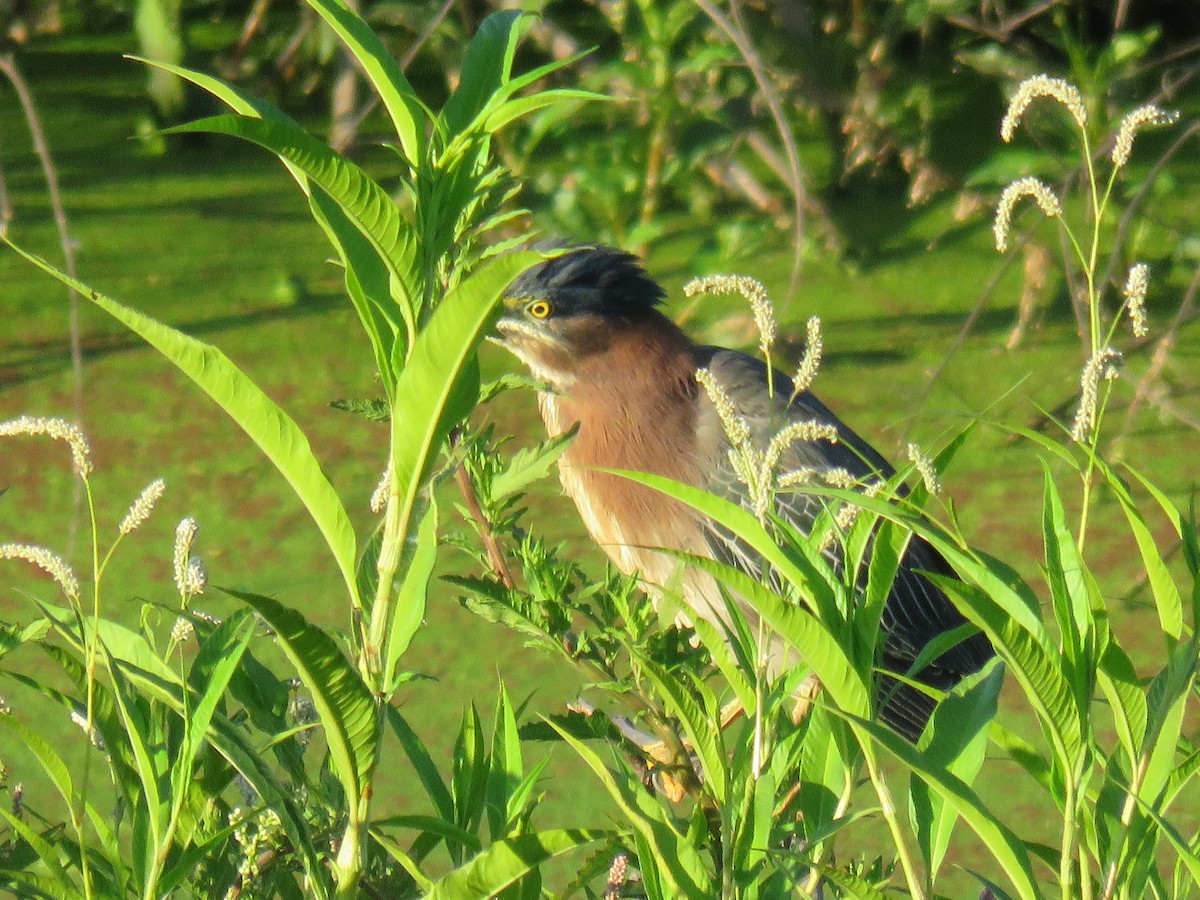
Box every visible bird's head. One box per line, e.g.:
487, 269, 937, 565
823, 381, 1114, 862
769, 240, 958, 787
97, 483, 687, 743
495, 244, 666, 387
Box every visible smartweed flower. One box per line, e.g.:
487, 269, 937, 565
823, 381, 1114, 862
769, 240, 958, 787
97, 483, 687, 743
0, 543, 80, 601
70, 708, 106, 750
183, 557, 206, 596
171, 616, 195, 643
906, 443, 943, 495
994, 177, 1063, 253
1000, 75, 1087, 142
685, 274, 777, 360
173, 518, 199, 596
0, 415, 92, 478
1112, 105, 1180, 168
605, 853, 629, 900
370, 460, 392, 514
790, 316, 823, 397
1123, 263, 1150, 338
1070, 347, 1122, 443
119, 478, 166, 536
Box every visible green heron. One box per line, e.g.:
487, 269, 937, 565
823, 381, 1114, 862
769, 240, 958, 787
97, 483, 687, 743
496, 245, 992, 740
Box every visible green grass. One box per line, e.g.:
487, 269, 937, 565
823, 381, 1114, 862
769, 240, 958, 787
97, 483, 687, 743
1, 29, 1199, 893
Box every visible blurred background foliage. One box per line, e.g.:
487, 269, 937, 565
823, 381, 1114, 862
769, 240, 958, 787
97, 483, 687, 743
2, 0, 1197, 260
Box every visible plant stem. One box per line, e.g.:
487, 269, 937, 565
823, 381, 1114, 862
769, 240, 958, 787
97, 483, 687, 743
861, 741, 926, 900
1060, 772, 1082, 898
1099, 753, 1150, 900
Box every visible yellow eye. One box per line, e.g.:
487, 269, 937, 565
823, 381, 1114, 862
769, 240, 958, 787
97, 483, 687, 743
527, 300, 553, 319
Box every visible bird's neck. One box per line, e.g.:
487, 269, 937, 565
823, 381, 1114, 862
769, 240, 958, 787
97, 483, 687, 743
540, 312, 699, 473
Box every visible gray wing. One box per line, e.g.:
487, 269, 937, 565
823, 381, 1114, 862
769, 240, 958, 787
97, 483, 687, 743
693, 348, 992, 688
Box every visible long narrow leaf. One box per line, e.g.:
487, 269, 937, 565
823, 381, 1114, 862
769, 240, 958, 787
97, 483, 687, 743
301, 0, 425, 162
548, 721, 710, 895
841, 713, 1042, 900
637, 656, 728, 805
3, 243, 363, 612
167, 113, 418, 340
389, 250, 540, 551
425, 829, 606, 900
226, 589, 379, 811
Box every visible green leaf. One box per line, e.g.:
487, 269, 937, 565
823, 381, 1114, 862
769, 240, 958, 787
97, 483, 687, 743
385, 498, 438, 692
389, 250, 541, 552
331, 398, 391, 422
1097, 640, 1147, 762
442, 11, 525, 136
931, 575, 1085, 771
485, 685, 523, 838
548, 720, 710, 895
300, 0, 425, 162
424, 829, 607, 900
647, 544, 870, 720
1041, 464, 1093, 671
482, 89, 603, 133
310, 187, 400, 389
0, 807, 83, 898
102, 648, 166, 878
910, 660, 1004, 880
134, 59, 408, 370
1098, 459, 1183, 642
36, 601, 180, 686
637, 656, 728, 805
0, 618, 48, 661
226, 589, 379, 811
386, 706, 455, 823
170, 612, 256, 817
101, 653, 330, 896
841, 712, 1042, 900
1139, 638, 1198, 804
166, 113, 417, 340
369, 826, 434, 892
130, 56, 284, 120
611, 469, 842, 627
2, 242, 363, 613
491, 427, 576, 500
374, 814, 484, 854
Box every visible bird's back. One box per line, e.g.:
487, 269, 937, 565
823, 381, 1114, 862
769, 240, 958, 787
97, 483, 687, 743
693, 347, 993, 737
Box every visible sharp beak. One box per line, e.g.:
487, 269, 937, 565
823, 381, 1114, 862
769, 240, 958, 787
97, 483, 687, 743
491, 313, 562, 351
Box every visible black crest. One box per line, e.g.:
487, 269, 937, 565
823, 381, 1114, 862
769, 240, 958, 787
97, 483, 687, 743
506, 242, 666, 317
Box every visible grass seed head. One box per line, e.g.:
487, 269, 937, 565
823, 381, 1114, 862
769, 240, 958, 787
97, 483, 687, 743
994, 177, 1063, 253
1070, 347, 1122, 443
791, 316, 823, 396
119, 478, 166, 536
685, 274, 777, 358
1112, 105, 1180, 168
696, 368, 752, 447
1123, 262, 1150, 338
1001, 75, 1088, 142
0, 543, 80, 601
0, 415, 93, 479
173, 518, 199, 595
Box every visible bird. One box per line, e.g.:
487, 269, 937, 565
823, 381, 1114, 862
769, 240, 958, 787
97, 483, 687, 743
494, 244, 993, 741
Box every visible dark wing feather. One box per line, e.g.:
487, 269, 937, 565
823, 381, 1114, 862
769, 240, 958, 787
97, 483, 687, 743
693, 347, 992, 737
